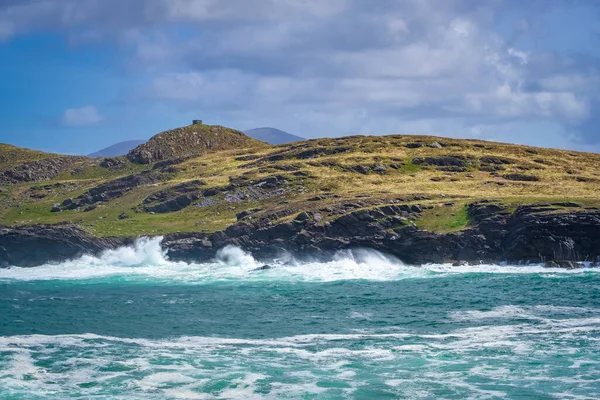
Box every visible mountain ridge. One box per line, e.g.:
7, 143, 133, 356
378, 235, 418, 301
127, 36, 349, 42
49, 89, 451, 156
243, 127, 305, 144
88, 140, 146, 158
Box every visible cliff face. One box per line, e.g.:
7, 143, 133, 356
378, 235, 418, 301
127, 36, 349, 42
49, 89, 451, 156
0, 225, 128, 268
1, 201, 598, 268
127, 124, 265, 164
163, 201, 600, 266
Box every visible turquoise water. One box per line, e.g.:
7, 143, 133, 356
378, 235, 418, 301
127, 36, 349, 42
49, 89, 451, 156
1, 238, 599, 399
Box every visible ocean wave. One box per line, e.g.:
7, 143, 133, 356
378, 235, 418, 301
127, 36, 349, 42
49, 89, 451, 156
1, 314, 599, 399
449, 305, 599, 322
0, 237, 597, 284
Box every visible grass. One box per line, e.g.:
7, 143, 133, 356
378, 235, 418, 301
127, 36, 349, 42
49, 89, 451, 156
2, 131, 600, 236
400, 158, 421, 174
0, 143, 63, 169
415, 203, 471, 233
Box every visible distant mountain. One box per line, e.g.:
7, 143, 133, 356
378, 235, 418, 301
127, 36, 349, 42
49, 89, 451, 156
243, 127, 305, 145
88, 140, 146, 158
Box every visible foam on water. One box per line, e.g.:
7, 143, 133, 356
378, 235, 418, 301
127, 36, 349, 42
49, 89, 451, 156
0, 237, 597, 284
1, 308, 599, 399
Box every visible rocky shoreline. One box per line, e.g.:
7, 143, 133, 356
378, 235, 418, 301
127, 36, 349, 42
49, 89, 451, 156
1, 201, 600, 268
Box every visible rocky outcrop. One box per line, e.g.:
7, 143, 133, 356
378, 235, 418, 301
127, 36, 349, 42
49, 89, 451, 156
501, 206, 600, 261
127, 125, 263, 164
99, 157, 127, 169
57, 171, 162, 211
1, 156, 86, 184
0, 224, 127, 268
164, 204, 600, 266
1, 203, 599, 268
503, 174, 540, 182
142, 175, 295, 214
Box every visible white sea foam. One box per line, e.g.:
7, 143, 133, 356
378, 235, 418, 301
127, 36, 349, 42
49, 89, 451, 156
450, 305, 599, 323
1, 312, 599, 399
0, 237, 597, 284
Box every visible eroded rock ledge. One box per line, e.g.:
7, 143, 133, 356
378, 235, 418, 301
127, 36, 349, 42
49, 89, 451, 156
1, 203, 599, 268
0, 224, 129, 268
164, 203, 600, 266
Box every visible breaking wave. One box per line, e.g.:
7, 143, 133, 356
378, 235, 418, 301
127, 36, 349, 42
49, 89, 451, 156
0, 237, 596, 284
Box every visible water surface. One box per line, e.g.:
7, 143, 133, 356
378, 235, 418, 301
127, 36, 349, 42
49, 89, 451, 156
1, 238, 598, 399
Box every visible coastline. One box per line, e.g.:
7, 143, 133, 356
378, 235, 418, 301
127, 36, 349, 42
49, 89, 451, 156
2, 202, 599, 268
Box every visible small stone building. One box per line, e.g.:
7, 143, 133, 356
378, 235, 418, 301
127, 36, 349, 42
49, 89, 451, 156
192, 119, 203, 125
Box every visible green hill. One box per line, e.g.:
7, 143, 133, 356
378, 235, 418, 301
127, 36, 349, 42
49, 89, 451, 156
1, 126, 600, 238
0, 143, 62, 169
127, 124, 266, 164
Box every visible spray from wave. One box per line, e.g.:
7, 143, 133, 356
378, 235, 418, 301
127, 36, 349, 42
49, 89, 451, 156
0, 237, 596, 283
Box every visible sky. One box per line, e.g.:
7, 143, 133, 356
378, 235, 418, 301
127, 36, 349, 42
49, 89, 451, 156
0, 0, 599, 155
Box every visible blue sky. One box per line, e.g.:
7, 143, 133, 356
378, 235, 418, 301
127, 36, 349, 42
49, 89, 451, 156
0, 0, 599, 155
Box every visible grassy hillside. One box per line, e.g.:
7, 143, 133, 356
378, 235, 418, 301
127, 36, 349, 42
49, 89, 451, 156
1, 127, 599, 238
127, 124, 266, 164
0, 144, 62, 169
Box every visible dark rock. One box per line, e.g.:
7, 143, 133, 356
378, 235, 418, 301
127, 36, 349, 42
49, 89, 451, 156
373, 164, 387, 173
293, 171, 310, 177
203, 188, 220, 197
308, 195, 327, 201
2, 156, 86, 184
295, 212, 310, 222
66, 171, 162, 211
152, 157, 189, 170
413, 156, 468, 167
145, 194, 197, 214
236, 155, 260, 162
410, 205, 422, 213
100, 157, 127, 169
51, 204, 61, 213
118, 212, 130, 220
61, 198, 78, 210
4, 192, 600, 268
236, 210, 253, 220
553, 202, 583, 208
480, 157, 513, 165
405, 143, 423, 148
0, 225, 126, 267
545, 260, 579, 269
144, 180, 206, 205
352, 165, 371, 175
503, 174, 539, 182
252, 264, 273, 271
439, 166, 468, 172
467, 202, 507, 222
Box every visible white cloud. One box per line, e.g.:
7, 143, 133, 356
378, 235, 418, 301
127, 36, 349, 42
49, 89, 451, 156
62, 106, 103, 126
1, 0, 599, 149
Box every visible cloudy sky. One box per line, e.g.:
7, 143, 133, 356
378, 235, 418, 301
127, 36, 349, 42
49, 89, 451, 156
0, 0, 599, 154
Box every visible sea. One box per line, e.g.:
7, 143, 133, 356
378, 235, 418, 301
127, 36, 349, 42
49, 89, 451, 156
0, 237, 599, 399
